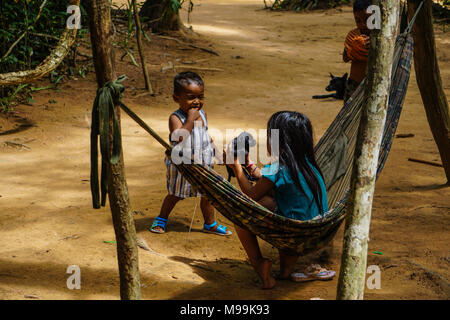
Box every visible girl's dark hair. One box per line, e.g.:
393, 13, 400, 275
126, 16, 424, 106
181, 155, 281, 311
353, 0, 371, 12
174, 71, 204, 95
267, 111, 325, 213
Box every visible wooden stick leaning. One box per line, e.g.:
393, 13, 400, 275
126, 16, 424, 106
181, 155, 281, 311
131, 0, 153, 94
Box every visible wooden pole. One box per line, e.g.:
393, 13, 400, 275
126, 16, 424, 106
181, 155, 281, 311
132, 0, 153, 94
407, 0, 450, 184
336, 0, 399, 300
86, 0, 142, 300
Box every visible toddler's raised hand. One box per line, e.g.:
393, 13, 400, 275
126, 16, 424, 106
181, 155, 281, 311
187, 107, 201, 121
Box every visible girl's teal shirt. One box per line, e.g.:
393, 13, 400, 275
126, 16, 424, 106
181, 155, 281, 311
261, 161, 328, 221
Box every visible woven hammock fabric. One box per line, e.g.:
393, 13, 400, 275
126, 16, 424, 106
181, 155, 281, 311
174, 34, 414, 255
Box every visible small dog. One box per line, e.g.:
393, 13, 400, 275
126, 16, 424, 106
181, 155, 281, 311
225, 132, 258, 182
313, 73, 348, 100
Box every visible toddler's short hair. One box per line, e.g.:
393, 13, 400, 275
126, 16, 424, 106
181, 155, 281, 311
353, 0, 371, 12
173, 71, 204, 95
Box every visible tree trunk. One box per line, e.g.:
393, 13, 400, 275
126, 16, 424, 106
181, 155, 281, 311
86, 0, 142, 300
139, 0, 180, 32
132, 0, 153, 94
336, 0, 399, 300
407, 0, 450, 184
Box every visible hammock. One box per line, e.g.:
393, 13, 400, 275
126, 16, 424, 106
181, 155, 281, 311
91, 32, 415, 256
175, 35, 414, 256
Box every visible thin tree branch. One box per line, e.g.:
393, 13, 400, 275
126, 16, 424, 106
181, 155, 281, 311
0, 0, 80, 86
0, 0, 48, 62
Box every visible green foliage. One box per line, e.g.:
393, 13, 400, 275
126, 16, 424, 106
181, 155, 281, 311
0, 1, 68, 72
0, 84, 32, 111
112, 1, 142, 67
0, 0, 88, 111
171, 0, 182, 13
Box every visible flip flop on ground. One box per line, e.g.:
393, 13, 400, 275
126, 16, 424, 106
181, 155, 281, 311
290, 264, 336, 282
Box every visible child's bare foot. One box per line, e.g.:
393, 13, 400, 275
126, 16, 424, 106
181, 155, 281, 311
277, 266, 297, 280
254, 259, 276, 289
276, 271, 292, 280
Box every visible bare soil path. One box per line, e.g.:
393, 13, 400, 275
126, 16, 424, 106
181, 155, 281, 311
0, 0, 449, 299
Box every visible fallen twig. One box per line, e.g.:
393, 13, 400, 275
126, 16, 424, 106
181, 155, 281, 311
161, 61, 174, 73
153, 34, 219, 56
134, 91, 154, 98
396, 133, 415, 138
408, 204, 450, 211
136, 237, 166, 257
174, 65, 223, 72
3, 141, 31, 149
59, 234, 80, 241
180, 58, 210, 65
76, 51, 93, 59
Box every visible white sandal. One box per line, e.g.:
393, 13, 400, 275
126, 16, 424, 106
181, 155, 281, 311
290, 264, 336, 282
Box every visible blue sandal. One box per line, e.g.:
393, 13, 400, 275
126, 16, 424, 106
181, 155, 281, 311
203, 221, 232, 236
150, 216, 168, 234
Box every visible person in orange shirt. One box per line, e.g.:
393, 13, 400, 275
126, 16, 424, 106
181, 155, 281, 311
343, 0, 373, 102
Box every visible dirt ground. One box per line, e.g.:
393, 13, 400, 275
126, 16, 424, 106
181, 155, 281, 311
0, 0, 449, 300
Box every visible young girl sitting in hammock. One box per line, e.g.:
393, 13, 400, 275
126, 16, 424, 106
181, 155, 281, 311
228, 111, 332, 289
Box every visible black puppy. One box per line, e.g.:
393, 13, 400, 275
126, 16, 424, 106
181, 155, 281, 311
313, 73, 348, 100
225, 132, 258, 182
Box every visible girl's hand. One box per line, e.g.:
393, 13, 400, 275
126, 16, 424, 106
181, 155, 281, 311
223, 148, 235, 168
224, 150, 241, 171
245, 154, 253, 167
229, 157, 243, 176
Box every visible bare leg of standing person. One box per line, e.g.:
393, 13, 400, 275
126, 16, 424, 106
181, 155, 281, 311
278, 250, 299, 279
